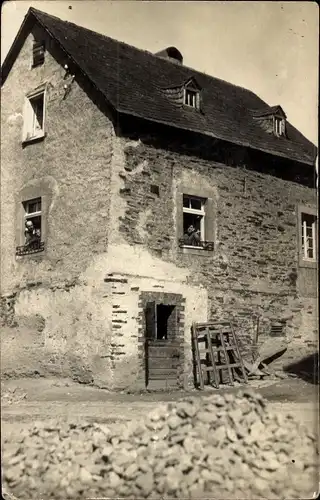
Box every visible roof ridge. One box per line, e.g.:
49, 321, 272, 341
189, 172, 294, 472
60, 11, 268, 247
30, 7, 268, 104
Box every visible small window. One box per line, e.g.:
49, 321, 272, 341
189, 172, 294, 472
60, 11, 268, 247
22, 90, 46, 143
184, 88, 199, 109
32, 41, 45, 68
301, 213, 317, 261
16, 198, 44, 256
182, 194, 206, 247
274, 116, 285, 136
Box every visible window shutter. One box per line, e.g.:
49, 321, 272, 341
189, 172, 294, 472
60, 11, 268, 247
205, 197, 214, 242
32, 41, 45, 67
22, 98, 31, 142
145, 301, 157, 339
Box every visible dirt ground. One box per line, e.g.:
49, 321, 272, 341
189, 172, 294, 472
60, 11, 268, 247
2, 376, 319, 440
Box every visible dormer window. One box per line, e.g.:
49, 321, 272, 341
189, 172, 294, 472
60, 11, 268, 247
32, 40, 45, 68
183, 78, 201, 110
274, 116, 285, 136
184, 88, 198, 108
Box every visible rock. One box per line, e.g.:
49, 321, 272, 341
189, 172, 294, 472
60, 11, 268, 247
3, 390, 317, 500
136, 471, 154, 496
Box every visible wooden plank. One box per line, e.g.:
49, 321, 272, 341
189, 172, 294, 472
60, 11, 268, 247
206, 329, 219, 389
148, 367, 177, 375
229, 321, 248, 383
148, 374, 177, 381
192, 322, 204, 390
145, 301, 157, 339
147, 379, 178, 390
218, 331, 234, 386
148, 359, 179, 369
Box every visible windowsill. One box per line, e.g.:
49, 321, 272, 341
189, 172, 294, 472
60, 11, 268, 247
298, 257, 317, 269
31, 63, 45, 69
16, 242, 45, 257
179, 246, 213, 257
22, 132, 46, 147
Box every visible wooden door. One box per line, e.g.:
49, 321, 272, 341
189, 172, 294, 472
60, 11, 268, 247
145, 301, 181, 390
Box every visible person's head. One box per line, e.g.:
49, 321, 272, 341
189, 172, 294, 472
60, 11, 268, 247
187, 225, 195, 234
25, 220, 34, 230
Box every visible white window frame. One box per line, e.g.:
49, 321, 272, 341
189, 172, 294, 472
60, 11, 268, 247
22, 87, 46, 143
23, 198, 42, 243
274, 116, 284, 136
183, 195, 206, 248
183, 88, 199, 109
301, 213, 317, 262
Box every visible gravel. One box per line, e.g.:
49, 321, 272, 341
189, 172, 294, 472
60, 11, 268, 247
2, 388, 318, 499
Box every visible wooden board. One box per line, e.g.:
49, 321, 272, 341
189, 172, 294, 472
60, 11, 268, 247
145, 339, 182, 389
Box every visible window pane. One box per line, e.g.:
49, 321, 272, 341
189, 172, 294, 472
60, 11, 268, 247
30, 95, 44, 131
307, 238, 313, 250
307, 248, 314, 259
183, 195, 190, 208
183, 213, 202, 234
190, 197, 202, 210
25, 215, 42, 243
26, 198, 41, 213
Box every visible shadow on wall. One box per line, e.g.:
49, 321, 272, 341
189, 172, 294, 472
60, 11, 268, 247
284, 352, 319, 385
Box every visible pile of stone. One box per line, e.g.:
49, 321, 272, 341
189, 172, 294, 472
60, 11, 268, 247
3, 390, 318, 499
1, 384, 27, 406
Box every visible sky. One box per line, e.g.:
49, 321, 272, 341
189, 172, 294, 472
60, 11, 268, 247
1, 0, 319, 146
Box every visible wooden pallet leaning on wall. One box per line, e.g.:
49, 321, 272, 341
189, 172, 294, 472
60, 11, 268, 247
192, 320, 248, 389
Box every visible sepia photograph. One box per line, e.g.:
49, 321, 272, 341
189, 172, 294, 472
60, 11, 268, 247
1, 1, 319, 499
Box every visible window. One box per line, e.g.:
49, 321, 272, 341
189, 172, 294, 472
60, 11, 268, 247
274, 116, 285, 136
32, 40, 45, 68
301, 213, 317, 261
22, 89, 46, 143
16, 198, 44, 255
184, 88, 199, 109
182, 194, 206, 247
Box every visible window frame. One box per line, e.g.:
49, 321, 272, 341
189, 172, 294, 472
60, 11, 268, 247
297, 204, 318, 269
22, 85, 47, 144
16, 185, 51, 258
183, 87, 200, 109
182, 195, 206, 247
24, 197, 42, 241
274, 115, 285, 137
31, 40, 45, 69
301, 213, 317, 262
176, 185, 216, 256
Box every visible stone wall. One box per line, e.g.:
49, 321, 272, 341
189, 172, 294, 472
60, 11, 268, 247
113, 132, 318, 365
1, 23, 317, 389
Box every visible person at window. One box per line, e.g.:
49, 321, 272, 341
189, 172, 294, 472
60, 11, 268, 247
184, 224, 201, 246
25, 220, 41, 247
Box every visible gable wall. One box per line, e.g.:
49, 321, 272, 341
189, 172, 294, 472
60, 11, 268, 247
1, 25, 116, 383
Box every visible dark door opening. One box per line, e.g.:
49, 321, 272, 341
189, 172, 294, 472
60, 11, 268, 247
144, 301, 180, 390
156, 304, 176, 340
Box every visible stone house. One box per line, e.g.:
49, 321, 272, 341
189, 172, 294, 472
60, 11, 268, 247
1, 8, 318, 390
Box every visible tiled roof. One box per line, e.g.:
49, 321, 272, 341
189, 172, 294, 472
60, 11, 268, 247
2, 8, 317, 166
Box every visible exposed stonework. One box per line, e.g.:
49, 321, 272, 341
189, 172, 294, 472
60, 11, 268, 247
1, 23, 317, 390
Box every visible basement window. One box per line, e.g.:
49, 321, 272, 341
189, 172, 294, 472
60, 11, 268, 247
22, 89, 46, 143
301, 213, 317, 261
16, 198, 44, 256
32, 40, 45, 68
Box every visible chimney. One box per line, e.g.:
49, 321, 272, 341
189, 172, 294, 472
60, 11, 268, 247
155, 46, 183, 65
